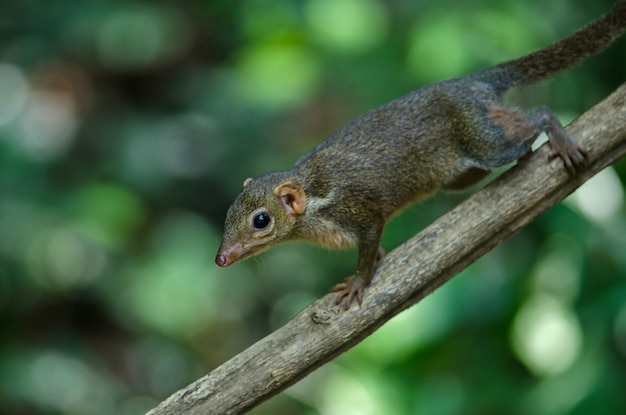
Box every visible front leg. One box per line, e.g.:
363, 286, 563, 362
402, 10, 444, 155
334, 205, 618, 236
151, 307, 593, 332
332, 225, 384, 309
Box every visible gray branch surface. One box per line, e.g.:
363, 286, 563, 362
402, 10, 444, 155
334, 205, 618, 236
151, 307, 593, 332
147, 83, 626, 415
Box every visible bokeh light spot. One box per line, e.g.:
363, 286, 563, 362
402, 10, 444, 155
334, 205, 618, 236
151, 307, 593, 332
305, 0, 390, 53
15, 90, 78, 160
30, 352, 114, 413
406, 10, 536, 82
567, 166, 624, 224
97, 6, 191, 71
0, 63, 29, 125
531, 234, 582, 303
236, 44, 320, 109
511, 294, 582, 376
116, 211, 220, 338
355, 288, 456, 363
70, 182, 146, 249
27, 225, 106, 292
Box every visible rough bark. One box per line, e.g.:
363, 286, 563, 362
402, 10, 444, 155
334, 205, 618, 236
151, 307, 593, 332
147, 82, 626, 415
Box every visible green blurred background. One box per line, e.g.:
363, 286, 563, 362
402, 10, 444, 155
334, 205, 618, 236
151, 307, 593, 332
1, 0, 626, 414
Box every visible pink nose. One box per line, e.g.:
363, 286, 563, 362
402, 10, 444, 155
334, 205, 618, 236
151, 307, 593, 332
215, 253, 232, 267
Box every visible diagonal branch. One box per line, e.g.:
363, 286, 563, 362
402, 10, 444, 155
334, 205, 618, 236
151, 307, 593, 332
147, 82, 626, 415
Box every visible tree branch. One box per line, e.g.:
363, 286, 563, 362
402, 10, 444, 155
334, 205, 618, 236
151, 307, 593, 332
147, 83, 626, 415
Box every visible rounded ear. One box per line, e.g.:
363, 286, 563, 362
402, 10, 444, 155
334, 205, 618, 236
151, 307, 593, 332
243, 178, 254, 188
274, 182, 307, 215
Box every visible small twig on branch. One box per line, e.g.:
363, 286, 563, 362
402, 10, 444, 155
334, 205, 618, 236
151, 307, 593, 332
147, 83, 626, 415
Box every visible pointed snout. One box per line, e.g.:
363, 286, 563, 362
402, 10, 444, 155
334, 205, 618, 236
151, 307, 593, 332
215, 240, 266, 267
215, 241, 245, 267
215, 252, 233, 267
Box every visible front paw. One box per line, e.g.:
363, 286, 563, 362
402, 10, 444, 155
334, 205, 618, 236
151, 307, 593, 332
331, 275, 366, 310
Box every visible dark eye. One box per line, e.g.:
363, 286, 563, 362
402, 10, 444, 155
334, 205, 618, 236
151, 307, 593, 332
253, 212, 270, 229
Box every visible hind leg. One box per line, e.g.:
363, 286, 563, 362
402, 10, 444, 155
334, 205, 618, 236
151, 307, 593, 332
483, 105, 587, 173
529, 107, 587, 173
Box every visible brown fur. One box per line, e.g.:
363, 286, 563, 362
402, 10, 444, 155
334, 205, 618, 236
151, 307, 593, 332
488, 105, 537, 144
217, 2, 626, 308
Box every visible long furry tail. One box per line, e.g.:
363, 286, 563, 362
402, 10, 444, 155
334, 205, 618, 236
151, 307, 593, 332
473, 0, 626, 93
